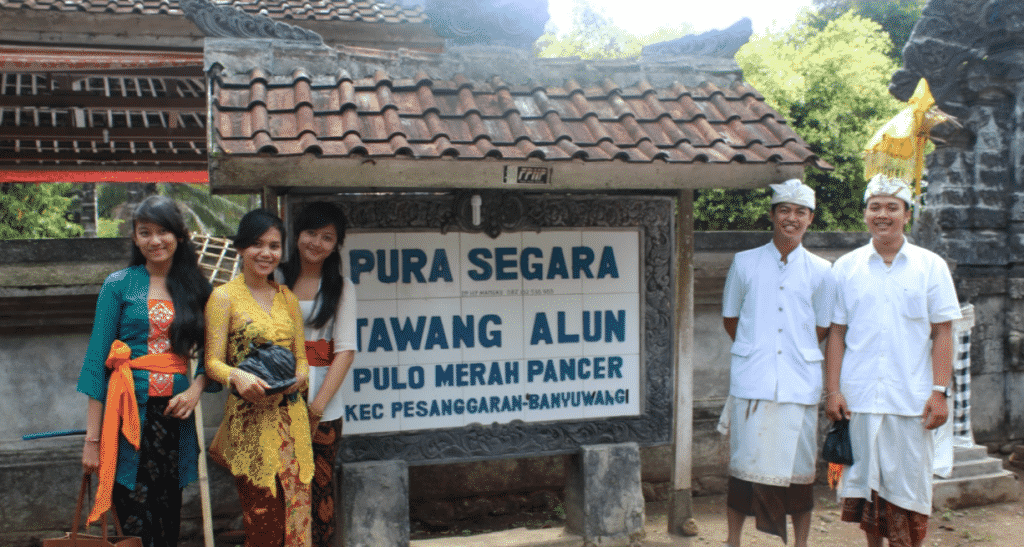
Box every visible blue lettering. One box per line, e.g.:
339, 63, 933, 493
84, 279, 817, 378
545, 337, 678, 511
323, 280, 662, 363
409, 365, 425, 389
467, 248, 492, 281
605, 310, 626, 342
608, 356, 623, 378
368, 318, 393, 352
452, 315, 473, 348
583, 311, 602, 342
505, 361, 519, 384
557, 311, 579, 344
521, 247, 543, 280
435, 364, 454, 386
527, 360, 544, 382
487, 362, 504, 385
429, 249, 454, 282
495, 247, 517, 280
352, 368, 371, 392
597, 246, 619, 278
547, 247, 568, 279
470, 362, 486, 385
572, 246, 595, 279
530, 313, 553, 345
402, 249, 428, 283
377, 249, 399, 283
349, 250, 374, 284
480, 314, 501, 348
391, 317, 426, 350
425, 316, 449, 349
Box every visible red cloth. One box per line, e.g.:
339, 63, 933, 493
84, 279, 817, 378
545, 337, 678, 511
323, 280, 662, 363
305, 339, 334, 368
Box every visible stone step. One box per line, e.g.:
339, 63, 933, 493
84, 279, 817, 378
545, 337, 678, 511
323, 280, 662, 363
932, 470, 1021, 510
953, 445, 989, 463
947, 456, 1006, 479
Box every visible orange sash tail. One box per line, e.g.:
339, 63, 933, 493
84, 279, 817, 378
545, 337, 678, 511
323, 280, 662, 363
305, 339, 334, 368
89, 340, 187, 524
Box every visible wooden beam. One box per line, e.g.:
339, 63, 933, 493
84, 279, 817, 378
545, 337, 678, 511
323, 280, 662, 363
0, 94, 204, 111
210, 155, 807, 193
0, 150, 206, 165
0, 126, 204, 141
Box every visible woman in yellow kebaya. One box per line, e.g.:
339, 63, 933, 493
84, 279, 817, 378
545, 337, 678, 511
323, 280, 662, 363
205, 209, 313, 547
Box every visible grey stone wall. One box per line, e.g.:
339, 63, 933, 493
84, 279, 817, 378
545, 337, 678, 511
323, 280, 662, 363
896, 0, 1024, 442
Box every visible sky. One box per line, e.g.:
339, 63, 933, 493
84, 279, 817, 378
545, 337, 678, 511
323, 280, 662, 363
546, 0, 818, 37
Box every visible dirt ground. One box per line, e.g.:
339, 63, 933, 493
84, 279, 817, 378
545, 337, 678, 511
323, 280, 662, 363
642, 482, 1024, 547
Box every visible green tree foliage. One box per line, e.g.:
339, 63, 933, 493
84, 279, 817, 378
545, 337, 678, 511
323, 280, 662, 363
535, 0, 692, 59
809, 0, 925, 60
97, 182, 255, 237
0, 183, 83, 239
714, 12, 904, 231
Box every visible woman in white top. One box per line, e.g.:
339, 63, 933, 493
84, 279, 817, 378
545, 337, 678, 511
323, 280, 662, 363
278, 201, 357, 547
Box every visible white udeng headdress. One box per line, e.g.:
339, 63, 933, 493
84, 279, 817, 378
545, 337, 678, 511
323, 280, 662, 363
769, 179, 815, 210
863, 173, 913, 207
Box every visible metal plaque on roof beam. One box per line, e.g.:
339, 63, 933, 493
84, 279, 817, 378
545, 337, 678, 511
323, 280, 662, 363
181, 0, 323, 44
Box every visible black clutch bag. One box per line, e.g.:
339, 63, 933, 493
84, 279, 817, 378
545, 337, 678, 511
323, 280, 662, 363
822, 418, 854, 465
233, 342, 297, 396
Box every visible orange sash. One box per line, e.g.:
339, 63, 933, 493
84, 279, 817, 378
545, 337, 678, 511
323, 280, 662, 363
89, 340, 187, 524
305, 339, 334, 367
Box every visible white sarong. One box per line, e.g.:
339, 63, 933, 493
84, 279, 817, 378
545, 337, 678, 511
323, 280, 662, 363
725, 397, 817, 487
839, 412, 935, 515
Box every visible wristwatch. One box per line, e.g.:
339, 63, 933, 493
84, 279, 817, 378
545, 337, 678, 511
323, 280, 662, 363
933, 384, 950, 398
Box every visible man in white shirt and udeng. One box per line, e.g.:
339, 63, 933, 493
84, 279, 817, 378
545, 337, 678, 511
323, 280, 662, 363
721, 179, 834, 547
826, 174, 960, 547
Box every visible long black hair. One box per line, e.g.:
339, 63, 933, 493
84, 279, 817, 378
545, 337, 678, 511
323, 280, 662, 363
130, 195, 212, 358
234, 209, 286, 284
280, 202, 347, 330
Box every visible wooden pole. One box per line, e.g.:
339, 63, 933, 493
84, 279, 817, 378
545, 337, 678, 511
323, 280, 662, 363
191, 358, 216, 547
668, 189, 698, 536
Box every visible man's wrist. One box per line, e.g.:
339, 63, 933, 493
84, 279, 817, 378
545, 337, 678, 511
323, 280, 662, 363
932, 384, 950, 398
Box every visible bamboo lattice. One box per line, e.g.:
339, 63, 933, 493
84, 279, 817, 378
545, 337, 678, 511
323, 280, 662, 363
190, 233, 239, 287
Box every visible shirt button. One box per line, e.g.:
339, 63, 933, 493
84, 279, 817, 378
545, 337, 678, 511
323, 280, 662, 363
780, 286, 785, 290
777, 350, 782, 354
778, 307, 783, 311
778, 328, 783, 333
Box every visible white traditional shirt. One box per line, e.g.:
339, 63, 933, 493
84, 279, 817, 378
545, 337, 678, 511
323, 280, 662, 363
832, 240, 961, 416
276, 270, 359, 422
723, 242, 835, 405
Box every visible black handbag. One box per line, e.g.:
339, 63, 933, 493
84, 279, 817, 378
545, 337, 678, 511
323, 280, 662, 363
822, 418, 854, 465
233, 342, 297, 396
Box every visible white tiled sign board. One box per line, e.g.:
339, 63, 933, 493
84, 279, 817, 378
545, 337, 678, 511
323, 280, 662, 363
339, 228, 642, 434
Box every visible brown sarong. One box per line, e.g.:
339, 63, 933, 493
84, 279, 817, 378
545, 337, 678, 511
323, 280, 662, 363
727, 476, 813, 543
841, 491, 928, 547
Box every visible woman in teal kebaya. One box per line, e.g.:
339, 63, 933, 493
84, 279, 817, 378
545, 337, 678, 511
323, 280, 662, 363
77, 196, 214, 547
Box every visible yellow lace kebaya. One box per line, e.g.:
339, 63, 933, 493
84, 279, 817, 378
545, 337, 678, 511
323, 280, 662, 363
205, 273, 313, 492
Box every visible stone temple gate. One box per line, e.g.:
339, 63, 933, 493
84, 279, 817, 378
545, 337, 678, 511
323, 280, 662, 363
897, 0, 1024, 440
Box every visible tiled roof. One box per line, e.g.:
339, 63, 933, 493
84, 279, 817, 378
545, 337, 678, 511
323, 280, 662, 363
0, 0, 427, 23
211, 46, 824, 166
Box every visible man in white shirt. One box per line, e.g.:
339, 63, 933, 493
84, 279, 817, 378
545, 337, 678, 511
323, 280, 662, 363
721, 179, 834, 547
826, 174, 961, 547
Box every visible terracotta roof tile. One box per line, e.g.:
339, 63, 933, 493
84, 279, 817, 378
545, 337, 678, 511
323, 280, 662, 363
0, 0, 427, 22
210, 66, 825, 168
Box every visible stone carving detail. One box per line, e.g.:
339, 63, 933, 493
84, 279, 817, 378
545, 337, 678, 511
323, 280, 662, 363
641, 18, 753, 59
424, 0, 549, 48
297, 192, 675, 463
180, 0, 323, 44
900, 0, 1024, 439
